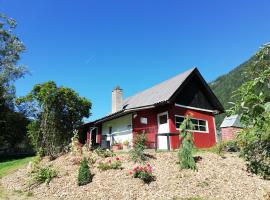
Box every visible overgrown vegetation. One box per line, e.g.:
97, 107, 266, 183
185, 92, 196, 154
78, 157, 92, 186
31, 165, 58, 185
17, 81, 91, 158
97, 157, 122, 171
203, 140, 239, 157
95, 147, 115, 158
178, 116, 196, 170
230, 43, 270, 179
129, 132, 147, 163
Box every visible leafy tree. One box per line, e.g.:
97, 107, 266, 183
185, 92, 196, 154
230, 43, 270, 179
178, 116, 196, 170
0, 14, 29, 151
17, 81, 91, 157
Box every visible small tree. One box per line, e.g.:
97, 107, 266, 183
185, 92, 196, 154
178, 116, 196, 170
78, 157, 92, 186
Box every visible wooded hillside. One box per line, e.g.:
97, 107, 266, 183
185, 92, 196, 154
209, 57, 255, 127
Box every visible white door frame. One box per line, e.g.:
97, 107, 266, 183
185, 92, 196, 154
157, 111, 169, 149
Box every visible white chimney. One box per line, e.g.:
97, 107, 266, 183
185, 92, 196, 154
112, 86, 123, 113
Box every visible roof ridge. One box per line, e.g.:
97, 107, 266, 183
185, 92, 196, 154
123, 67, 196, 105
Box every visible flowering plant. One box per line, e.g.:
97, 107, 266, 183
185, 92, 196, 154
130, 163, 154, 183
98, 157, 122, 171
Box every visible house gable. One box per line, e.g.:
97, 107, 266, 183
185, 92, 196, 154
169, 69, 224, 112
174, 75, 215, 110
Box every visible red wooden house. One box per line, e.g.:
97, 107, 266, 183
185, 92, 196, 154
82, 68, 224, 150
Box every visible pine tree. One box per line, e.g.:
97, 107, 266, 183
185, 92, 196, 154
78, 157, 92, 186
178, 116, 197, 170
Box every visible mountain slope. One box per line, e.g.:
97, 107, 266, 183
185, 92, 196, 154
209, 57, 255, 127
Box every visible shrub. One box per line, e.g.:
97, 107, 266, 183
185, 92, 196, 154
178, 116, 196, 170
223, 140, 239, 152
95, 147, 115, 158
78, 157, 92, 186
97, 157, 122, 171
130, 164, 154, 183
240, 139, 270, 179
129, 132, 147, 163
32, 165, 58, 185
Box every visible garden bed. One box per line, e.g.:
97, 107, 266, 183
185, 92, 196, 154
1, 151, 270, 200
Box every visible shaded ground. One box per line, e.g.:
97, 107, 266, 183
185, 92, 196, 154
1, 151, 270, 200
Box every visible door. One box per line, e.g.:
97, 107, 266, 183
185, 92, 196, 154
157, 112, 169, 149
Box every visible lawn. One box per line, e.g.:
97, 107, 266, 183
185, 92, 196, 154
0, 156, 35, 178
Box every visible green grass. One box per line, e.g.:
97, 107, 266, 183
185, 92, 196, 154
0, 156, 36, 178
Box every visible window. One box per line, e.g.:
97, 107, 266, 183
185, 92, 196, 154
140, 117, 148, 124
159, 114, 168, 124
174, 115, 208, 132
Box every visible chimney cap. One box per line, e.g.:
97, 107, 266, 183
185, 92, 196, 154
113, 85, 122, 91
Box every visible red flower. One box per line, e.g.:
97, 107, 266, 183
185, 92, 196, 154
129, 171, 133, 175
108, 159, 111, 163
116, 157, 120, 161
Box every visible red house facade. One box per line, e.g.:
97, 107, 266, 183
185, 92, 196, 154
82, 68, 224, 150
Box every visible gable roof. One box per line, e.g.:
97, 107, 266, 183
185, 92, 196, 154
123, 68, 195, 109
220, 115, 243, 128
88, 67, 224, 124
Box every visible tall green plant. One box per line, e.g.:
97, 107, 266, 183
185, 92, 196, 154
230, 43, 270, 179
178, 116, 196, 170
78, 157, 92, 186
129, 132, 147, 163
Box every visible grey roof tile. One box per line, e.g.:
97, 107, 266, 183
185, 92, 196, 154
123, 68, 195, 109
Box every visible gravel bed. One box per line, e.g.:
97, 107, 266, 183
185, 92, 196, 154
1, 151, 270, 200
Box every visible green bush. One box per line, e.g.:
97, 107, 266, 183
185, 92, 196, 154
237, 129, 270, 179
32, 165, 58, 185
223, 140, 239, 152
97, 157, 122, 171
95, 148, 115, 158
78, 157, 92, 186
129, 132, 147, 163
178, 117, 196, 170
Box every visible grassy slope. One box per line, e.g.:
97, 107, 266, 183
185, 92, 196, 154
0, 156, 35, 178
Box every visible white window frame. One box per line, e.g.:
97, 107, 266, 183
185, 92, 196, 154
157, 111, 169, 126
174, 115, 209, 133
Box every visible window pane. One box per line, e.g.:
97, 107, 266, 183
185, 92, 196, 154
200, 126, 206, 132
175, 116, 184, 123
199, 120, 206, 126
191, 119, 198, 125
175, 122, 181, 129
194, 125, 199, 131
159, 114, 167, 124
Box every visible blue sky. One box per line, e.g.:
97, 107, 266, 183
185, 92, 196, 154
1, 0, 270, 121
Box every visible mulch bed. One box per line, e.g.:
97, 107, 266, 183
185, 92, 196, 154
1, 151, 270, 200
